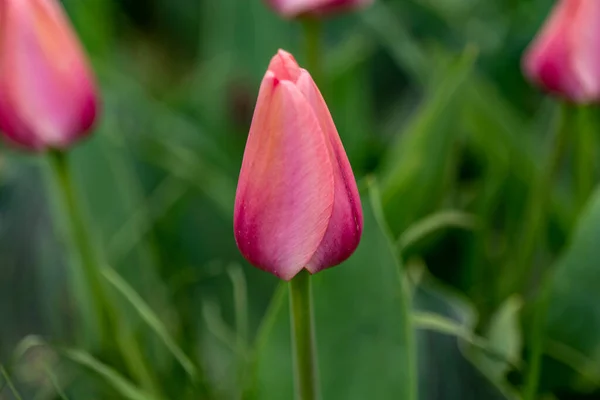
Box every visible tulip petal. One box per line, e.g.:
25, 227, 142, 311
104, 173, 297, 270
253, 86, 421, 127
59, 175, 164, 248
234, 73, 335, 280
0, 0, 97, 150
572, 0, 600, 101
266, 0, 372, 18
295, 70, 363, 273
267, 50, 302, 83
522, 0, 597, 102
0, 85, 40, 149
523, 0, 580, 100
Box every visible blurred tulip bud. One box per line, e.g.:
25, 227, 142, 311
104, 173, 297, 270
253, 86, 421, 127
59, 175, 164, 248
234, 50, 363, 280
523, 0, 600, 103
0, 0, 98, 151
265, 0, 373, 19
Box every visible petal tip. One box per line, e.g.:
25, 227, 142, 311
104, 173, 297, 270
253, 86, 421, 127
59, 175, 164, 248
268, 49, 301, 82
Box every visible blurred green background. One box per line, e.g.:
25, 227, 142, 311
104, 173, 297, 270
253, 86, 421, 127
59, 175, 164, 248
1, 0, 600, 398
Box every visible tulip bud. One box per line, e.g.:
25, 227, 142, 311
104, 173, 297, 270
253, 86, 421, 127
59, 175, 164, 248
234, 50, 363, 281
265, 0, 374, 19
523, 0, 600, 103
0, 0, 99, 151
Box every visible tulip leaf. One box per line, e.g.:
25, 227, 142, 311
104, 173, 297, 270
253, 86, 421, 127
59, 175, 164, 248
473, 296, 523, 381
540, 188, 600, 392
462, 295, 523, 398
412, 264, 515, 400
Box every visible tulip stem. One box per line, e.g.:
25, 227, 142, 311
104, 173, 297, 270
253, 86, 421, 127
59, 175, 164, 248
289, 21, 323, 400
289, 270, 320, 400
48, 150, 113, 348
522, 103, 571, 400
512, 103, 570, 294
575, 105, 595, 212
523, 270, 555, 400
302, 18, 322, 86
48, 151, 167, 395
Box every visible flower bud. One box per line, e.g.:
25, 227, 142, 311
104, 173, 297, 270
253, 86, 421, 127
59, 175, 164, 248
0, 0, 99, 151
234, 50, 363, 281
523, 0, 600, 103
265, 0, 374, 19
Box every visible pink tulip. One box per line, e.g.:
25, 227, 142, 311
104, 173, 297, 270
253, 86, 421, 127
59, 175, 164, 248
265, 0, 374, 19
0, 0, 98, 151
523, 0, 600, 103
234, 50, 363, 281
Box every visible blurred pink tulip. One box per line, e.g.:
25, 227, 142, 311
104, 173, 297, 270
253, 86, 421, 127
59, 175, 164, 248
0, 0, 98, 151
234, 50, 363, 281
265, 0, 373, 19
523, 0, 600, 103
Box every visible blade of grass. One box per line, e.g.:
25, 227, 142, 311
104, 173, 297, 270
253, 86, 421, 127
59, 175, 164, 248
228, 264, 249, 397
136, 139, 236, 220
108, 175, 188, 264
202, 301, 240, 354
102, 268, 198, 380
413, 312, 519, 370
243, 281, 288, 399
360, 2, 428, 84
64, 349, 159, 400
398, 210, 479, 253
0, 365, 23, 400
545, 340, 600, 387
228, 265, 249, 351
43, 364, 69, 400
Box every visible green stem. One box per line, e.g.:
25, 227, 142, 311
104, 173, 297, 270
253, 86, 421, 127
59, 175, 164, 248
521, 103, 571, 399
575, 105, 596, 212
289, 270, 319, 400
512, 103, 570, 295
287, 21, 323, 400
302, 18, 322, 86
48, 150, 113, 347
402, 279, 418, 400
523, 272, 554, 400
48, 151, 162, 396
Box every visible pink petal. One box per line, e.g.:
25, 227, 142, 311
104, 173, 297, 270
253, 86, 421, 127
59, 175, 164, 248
234, 73, 335, 281
0, 0, 98, 150
295, 70, 363, 273
571, 0, 600, 101
267, 50, 302, 83
523, 0, 585, 101
266, 0, 373, 18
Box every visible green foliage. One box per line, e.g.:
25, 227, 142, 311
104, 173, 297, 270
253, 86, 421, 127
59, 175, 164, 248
2, 0, 600, 399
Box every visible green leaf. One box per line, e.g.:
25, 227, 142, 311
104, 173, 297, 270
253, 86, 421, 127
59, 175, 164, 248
479, 296, 523, 380
413, 311, 519, 374
465, 296, 523, 394
543, 188, 600, 391
412, 266, 517, 399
